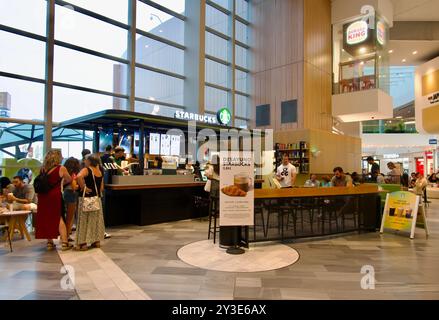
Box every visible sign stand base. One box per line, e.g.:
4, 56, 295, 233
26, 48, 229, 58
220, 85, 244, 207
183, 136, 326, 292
226, 246, 245, 255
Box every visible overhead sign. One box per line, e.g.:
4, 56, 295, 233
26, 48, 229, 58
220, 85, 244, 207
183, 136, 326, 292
217, 107, 232, 125
175, 111, 217, 124
376, 20, 386, 46
383, 154, 400, 159
346, 20, 369, 45
429, 139, 438, 145
219, 151, 254, 227
380, 191, 421, 239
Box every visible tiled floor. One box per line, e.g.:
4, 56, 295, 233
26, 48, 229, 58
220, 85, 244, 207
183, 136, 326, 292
1, 200, 438, 300
0, 239, 78, 300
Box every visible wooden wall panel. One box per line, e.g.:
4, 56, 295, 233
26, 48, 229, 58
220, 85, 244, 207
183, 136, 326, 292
252, 0, 304, 73
252, 63, 304, 131
303, 0, 333, 132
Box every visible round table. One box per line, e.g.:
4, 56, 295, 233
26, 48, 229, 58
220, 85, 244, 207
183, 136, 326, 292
0, 211, 32, 241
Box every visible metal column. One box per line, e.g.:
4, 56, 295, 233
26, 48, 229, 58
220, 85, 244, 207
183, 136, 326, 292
43, 0, 55, 154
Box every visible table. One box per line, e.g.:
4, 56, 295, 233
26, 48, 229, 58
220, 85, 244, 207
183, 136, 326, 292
0, 211, 32, 241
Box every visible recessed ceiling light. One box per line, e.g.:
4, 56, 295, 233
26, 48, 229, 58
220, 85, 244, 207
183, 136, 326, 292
360, 61, 365, 65
378, 55, 382, 59
412, 51, 418, 55
388, 49, 394, 54
359, 47, 366, 54
402, 59, 406, 63
159, 29, 163, 33
145, 45, 149, 48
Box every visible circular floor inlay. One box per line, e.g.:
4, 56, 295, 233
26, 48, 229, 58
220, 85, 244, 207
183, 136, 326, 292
177, 240, 300, 273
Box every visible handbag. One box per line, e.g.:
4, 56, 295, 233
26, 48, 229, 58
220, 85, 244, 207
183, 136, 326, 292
82, 170, 101, 213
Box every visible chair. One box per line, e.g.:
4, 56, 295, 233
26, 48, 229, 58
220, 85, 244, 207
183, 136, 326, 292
207, 196, 220, 244
0, 224, 12, 252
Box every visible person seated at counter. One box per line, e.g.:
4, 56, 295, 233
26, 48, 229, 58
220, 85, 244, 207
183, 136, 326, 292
385, 162, 401, 185
7, 176, 37, 211
351, 172, 362, 186
376, 172, 385, 184
331, 167, 353, 187
275, 154, 297, 188
304, 174, 320, 188
320, 176, 331, 187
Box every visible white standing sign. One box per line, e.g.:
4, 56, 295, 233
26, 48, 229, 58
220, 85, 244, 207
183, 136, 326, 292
219, 151, 254, 226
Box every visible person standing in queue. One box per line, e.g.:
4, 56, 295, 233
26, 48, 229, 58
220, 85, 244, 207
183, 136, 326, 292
63, 157, 81, 242
76, 154, 105, 251
80, 149, 92, 169
275, 154, 297, 188
35, 150, 73, 251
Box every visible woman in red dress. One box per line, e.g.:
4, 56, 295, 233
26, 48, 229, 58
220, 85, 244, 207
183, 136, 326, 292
35, 150, 73, 251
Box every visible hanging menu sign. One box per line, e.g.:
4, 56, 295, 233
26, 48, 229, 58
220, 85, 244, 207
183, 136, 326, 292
219, 151, 254, 227
160, 134, 171, 156
149, 133, 160, 155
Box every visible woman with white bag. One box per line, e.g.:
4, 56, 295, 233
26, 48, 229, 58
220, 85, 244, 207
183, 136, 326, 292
75, 154, 105, 251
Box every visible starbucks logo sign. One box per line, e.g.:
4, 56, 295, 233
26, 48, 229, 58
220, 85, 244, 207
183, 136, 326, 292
217, 108, 232, 125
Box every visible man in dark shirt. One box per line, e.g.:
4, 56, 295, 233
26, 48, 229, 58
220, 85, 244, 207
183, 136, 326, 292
101, 145, 115, 165
367, 156, 380, 182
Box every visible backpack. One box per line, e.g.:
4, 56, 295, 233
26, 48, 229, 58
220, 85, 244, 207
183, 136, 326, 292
34, 171, 52, 194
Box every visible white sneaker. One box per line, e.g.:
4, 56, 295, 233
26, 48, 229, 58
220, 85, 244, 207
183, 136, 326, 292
104, 232, 112, 239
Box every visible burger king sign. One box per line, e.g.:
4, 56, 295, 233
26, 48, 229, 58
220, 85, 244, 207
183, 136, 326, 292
346, 20, 368, 45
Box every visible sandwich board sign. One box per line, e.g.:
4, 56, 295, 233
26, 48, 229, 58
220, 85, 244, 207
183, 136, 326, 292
380, 191, 428, 239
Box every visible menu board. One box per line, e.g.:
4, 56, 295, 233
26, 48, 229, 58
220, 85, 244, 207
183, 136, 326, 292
170, 135, 181, 156
149, 133, 160, 155
219, 151, 254, 226
160, 134, 171, 156
380, 191, 420, 239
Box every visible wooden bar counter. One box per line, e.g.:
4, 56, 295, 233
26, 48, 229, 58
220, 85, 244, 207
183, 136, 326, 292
246, 184, 381, 243
255, 184, 379, 199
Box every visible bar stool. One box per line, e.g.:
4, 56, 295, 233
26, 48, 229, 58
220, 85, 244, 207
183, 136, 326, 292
321, 199, 339, 234
340, 197, 358, 231
265, 200, 283, 239
254, 201, 267, 240
0, 224, 12, 252
194, 195, 209, 221
207, 196, 220, 244
281, 200, 299, 237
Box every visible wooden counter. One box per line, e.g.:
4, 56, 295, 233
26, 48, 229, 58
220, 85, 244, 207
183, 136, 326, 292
255, 185, 379, 199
